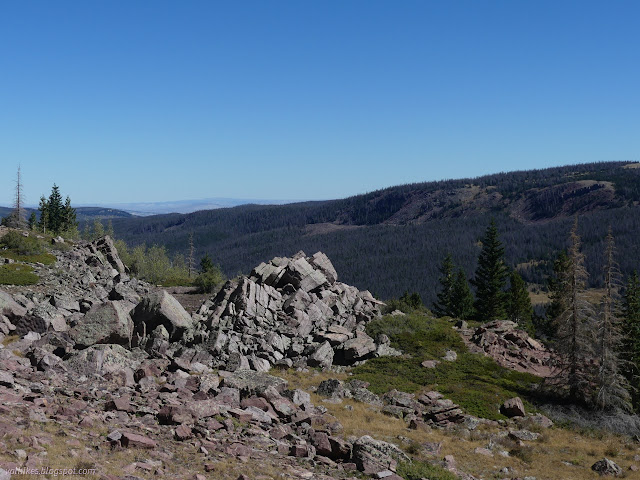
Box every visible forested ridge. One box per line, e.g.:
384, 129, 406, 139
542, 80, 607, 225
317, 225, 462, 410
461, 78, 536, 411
107, 161, 640, 306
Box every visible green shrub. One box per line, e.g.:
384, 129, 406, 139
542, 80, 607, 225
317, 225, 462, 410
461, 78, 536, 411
397, 460, 458, 480
194, 268, 225, 293
0, 263, 39, 285
0, 231, 43, 256
353, 313, 543, 420
0, 250, 56, 265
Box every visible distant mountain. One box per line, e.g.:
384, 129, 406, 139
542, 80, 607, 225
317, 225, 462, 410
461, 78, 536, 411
103, 162, 640, 306
0, 206, 132, 222
93, 197, 296, 216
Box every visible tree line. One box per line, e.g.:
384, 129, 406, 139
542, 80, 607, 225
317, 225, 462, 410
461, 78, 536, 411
431, 217, 640, 413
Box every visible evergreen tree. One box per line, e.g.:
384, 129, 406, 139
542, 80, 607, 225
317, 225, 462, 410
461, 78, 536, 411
506, 270, 534, 333
472, 219, 509, 321
451, 269, 475, 320
547, 250, 571, 322
594, 228, 630, 411
37, 195, 49, 234
433, 253, 456, 317
47, 184, 64, 234
622, 271, 640, 409
27, 212, 37, 231
106, 219, 114, 238
92, 219, 105, 240
548, 218, 595, 404
200, 254, 214, 273
61, 196, 78, 236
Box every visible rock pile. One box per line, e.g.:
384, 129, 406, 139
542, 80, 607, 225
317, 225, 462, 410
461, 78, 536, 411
316, 379, 474, 430
187, 251, 398, 372
460, 320, 553, 377
2, 238, 396, 376
0, 236, 150, 344
0, 337, 407, 479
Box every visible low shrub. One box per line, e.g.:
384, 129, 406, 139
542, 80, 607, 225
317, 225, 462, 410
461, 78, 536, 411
0, 250, 56, 265
0, 231, 44, 255
0, 263, 39, 285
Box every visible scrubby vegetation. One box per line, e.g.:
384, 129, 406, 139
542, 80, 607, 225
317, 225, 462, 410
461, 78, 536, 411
0, 231, 56, 265
0, 263, 39, 285
353, 314, 542, 420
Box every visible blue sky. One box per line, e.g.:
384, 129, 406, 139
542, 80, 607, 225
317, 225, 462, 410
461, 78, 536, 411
1, 1, 639, 206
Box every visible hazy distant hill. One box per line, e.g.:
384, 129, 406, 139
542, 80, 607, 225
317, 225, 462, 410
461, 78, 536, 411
106, 162, 640, 306
0, 206, 132, 222
95, 197, 296, 216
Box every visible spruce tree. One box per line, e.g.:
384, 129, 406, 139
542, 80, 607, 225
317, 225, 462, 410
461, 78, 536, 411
472, 219, 508, 321
27, 212, 37, 231
507, 270, 534, 333
37, 195, 49, 233
62, 196, 77, 236
549, 218, 595, 404
433, 253, 456, 317
594, 228, 630, 411
622, 271, 640, 409
47, 184, 64, 234
92, 219, 105, 240
451, 269, 475, 320
547, 250, 571, 322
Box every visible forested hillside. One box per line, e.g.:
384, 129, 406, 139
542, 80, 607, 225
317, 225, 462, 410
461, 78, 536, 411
108, 162, 640, 306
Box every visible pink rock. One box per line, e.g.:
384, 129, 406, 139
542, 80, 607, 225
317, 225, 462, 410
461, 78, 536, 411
120, 432, 157, 449
174, 424, 193, 441
500, 397, 525, 418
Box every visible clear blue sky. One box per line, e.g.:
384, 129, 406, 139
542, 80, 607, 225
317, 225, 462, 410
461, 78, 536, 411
1, 0, 639, 206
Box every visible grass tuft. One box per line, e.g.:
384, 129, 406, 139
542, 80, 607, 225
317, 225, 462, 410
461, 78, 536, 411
0, 263, 39, 285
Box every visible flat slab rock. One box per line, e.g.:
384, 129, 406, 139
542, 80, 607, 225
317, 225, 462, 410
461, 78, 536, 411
221, 369, 288, 396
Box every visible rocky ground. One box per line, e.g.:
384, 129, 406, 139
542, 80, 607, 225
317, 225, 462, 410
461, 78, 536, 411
0, 231, 634, 480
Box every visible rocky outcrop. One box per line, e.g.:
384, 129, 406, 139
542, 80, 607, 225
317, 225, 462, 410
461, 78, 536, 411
132, 290, 194, 345
592, 458, 623, 476
500, 396, 526, 418
352, 435, 410, 474
460, 320, 553, 377
69, 301, 133, 348
192, 250, 395, 372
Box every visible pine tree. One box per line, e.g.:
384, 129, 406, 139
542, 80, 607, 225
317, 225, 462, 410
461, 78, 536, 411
472, 219, 509, 321
547, 251, 572, 322
37, 195, 49, 234
200, 254, 214, 273
549, 218, 595, 404
105, 219, 114, 238
433, 253, 456, 317
451, 269, 475, 320
594, 228, 631, 411
92, 219, 105, 240
507, 270, 534, 334
47, 184, 64, 234
27, 212, 37, 231
61, 196, 78, 236
622, 271, 640, 409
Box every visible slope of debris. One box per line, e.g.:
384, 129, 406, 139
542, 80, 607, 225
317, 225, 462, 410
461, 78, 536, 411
0, 234, 414, 479
458, 320, 553, 378
189, 251, 400, 373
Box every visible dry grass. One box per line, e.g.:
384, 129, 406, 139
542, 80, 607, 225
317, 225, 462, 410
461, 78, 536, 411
1, 335, 19, 346
273, 369, 640, 480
